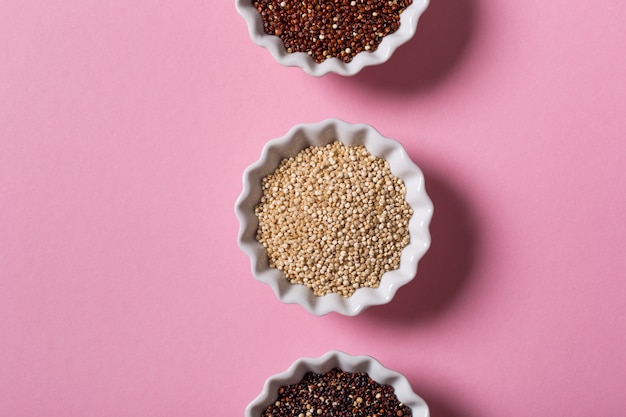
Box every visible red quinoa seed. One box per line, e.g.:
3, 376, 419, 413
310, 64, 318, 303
252, 0, 413, 63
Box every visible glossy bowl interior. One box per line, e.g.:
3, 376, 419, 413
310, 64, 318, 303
235, 119, 433, 316
245, 351, 430, 417
235, 0, 430, 76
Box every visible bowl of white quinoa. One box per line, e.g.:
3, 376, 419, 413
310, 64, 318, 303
235, 119, 433, 315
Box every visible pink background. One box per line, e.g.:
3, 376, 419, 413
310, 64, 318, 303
1, 0, 625, 416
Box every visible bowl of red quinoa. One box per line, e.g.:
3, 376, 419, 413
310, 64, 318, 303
246, 350, 429, 417
235, 0, 429, 76
235, 119, 433, 316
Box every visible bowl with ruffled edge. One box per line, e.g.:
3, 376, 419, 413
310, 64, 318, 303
235, 118, 433, 316
245, 350, 429, 417
235, 0, 429, 76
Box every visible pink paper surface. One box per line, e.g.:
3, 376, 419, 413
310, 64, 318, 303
1, 0, 625, 416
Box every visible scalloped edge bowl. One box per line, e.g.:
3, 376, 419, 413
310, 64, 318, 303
245, 351, 430, 417
235, 119, 433, 316
235, 0, 430, 76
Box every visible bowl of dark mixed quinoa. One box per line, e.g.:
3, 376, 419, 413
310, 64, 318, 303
235, 0, 430, 76
245, 351, 429, 417
235, 119, 433, 316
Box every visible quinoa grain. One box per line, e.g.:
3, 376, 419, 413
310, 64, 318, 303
252, 0, 413, 63
255, 141, 412, 297
261, 368, 412, 417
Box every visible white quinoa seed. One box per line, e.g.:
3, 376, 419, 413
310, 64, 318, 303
255, 141, 413, 297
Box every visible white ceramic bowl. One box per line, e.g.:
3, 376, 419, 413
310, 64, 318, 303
235, 119, 433, 316
245, 351, 430, 417
235, 0, 430, 76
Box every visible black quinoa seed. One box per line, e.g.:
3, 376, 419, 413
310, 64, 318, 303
252, 0, 413, 63
261, 368, 412, 417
